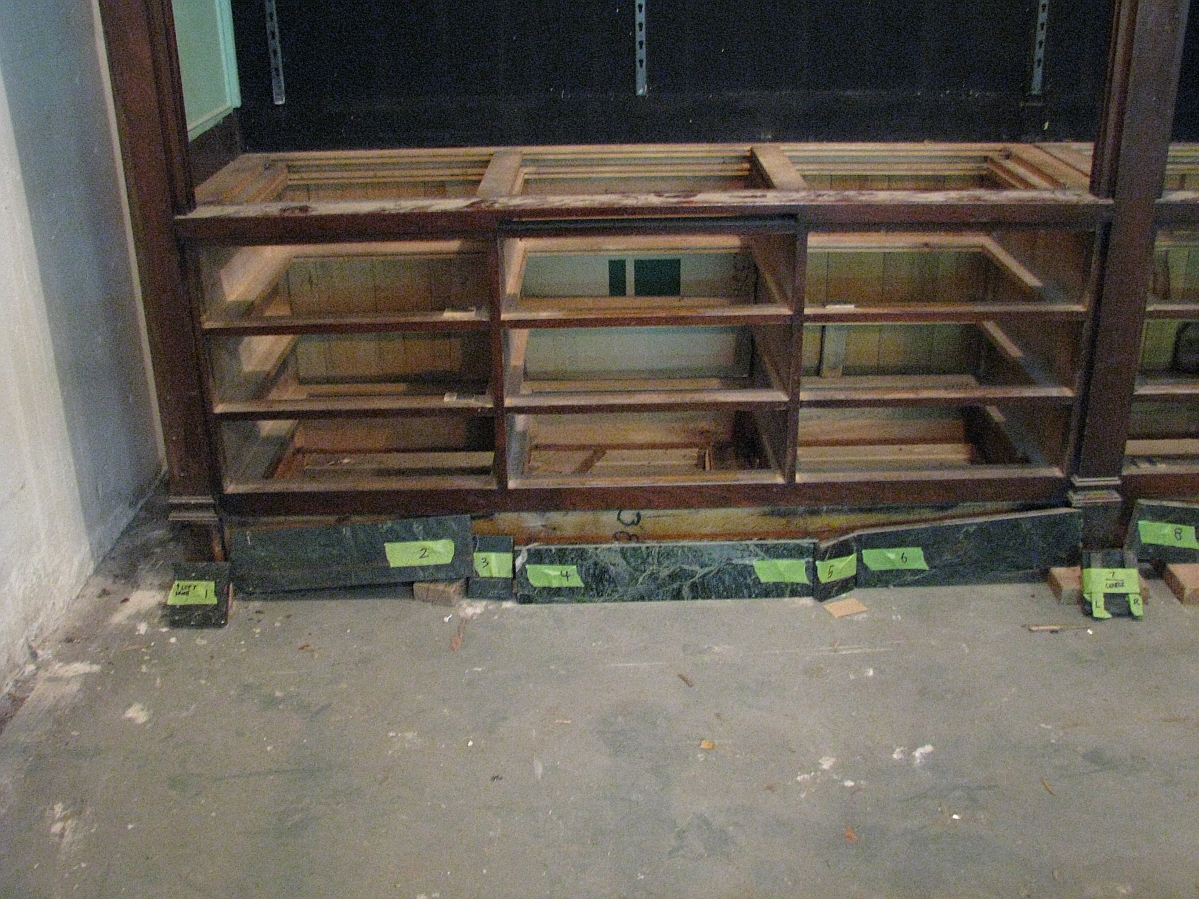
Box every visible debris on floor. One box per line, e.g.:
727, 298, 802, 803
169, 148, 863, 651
825, 597, 868, 619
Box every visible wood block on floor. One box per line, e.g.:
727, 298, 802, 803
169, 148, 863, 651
413, 579, 466, 606
1048, 567, 1081, 604
1164, 563, 1199, 604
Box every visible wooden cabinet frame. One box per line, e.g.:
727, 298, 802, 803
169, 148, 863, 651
96, 0, 1192, 546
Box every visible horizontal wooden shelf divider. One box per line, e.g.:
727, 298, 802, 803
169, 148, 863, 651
213, 393, 494, 419
502, 306, 794, 328
202, 311, 489, 335
175, 191, 1113, 245
803, 304, 1088, 323
798, 384, 1075, 406
1133, 377, 1199, 398
505, 389, 791, 414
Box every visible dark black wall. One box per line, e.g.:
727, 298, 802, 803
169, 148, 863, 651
231, 0, 1117, 150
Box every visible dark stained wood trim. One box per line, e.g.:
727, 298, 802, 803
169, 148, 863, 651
1075, 0, 1192, 483
174, 192, 1113, 245
216, 471, 1069, 518
97, 0, 218, 502
188, 112, 244, 189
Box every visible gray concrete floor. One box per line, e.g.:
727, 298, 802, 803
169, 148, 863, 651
2, 501, 1199, 899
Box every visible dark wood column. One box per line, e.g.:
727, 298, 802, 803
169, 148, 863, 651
96, 0, 220, 525
1072, 0, 1191, 546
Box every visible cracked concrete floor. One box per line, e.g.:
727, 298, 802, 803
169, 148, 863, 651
2, 501, 1199, 898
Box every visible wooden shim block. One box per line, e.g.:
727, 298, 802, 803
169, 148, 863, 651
413, 579, 467, 606
478, 150, 524, 198
825, 597, 867, 619
1164, 563, 1199, 604
1048, 566, 1082, 604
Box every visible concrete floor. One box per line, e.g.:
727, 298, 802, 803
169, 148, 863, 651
2, 502, 1198, 899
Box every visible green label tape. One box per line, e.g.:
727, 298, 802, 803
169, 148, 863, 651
1129, 593, 1144, 619
168, 580, 217, 606
753, 559, 811, 584
1082, 567, 1139, 595
1137, 520, 1199, 550
384, 539, 456, 568
473, 552, 514, 579
525, 565, 585, 588
817, 554, 857, 584
861, 547, 929, 572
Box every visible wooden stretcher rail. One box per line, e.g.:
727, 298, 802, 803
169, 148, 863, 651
501, 306, 793, 328
175, 191, 1113, 245
798, 384, 1075, 406
213, 393, 494, 419
202, 312, 490, 335
802, 304, 1088, 323
215, 467, 1070, 517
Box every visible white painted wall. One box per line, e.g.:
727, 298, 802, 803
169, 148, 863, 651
0, 2, 164, 686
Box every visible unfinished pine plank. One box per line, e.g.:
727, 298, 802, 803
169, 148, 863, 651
1125, 438, 1199, 457
503, 305, 790, 329
1008, 145, 1093, 191
508, 388, 789, 414
301, 451, 494, 473
203, 246, 296, 313
503, 238, 529, 299
795, 443, 976, 469
213, 392, 493, 419
195, 154, 270, 205
527, 411, 733, 442
478, 150, 524, 198
750, 145, 808, 190
987, 155, 1061, 190
819, 326, 848, 377
1164, 563, 1199, 604
505, 329, 530, 396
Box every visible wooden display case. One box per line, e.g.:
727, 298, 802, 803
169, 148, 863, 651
173, 142, 1110, 515
95, 0, 1193, 544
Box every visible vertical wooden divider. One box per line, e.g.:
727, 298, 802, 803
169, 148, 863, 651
490, 232, 510, 491
1072, 0, 1192, 545
785, 223, 808, 483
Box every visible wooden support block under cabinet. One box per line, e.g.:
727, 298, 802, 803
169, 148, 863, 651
1163, 563, 1199, 603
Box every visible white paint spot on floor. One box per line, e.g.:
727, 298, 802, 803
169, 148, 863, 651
109, 588, 163, 624
47, 803, 78, 850
865, 668, 875, 677
912, 744, 935, 766
533, 757, 544, 781
136, 622, 148, 635
44, 663, 100, 679
819, 756, 836, 770
843, 780, 856, 787
796, 772, 813, 782
123, 703, 150, 725
892, 747, 906, 761
455, 600, 488, 621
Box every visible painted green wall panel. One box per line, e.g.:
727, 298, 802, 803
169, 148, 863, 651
172, 0, 241, 139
